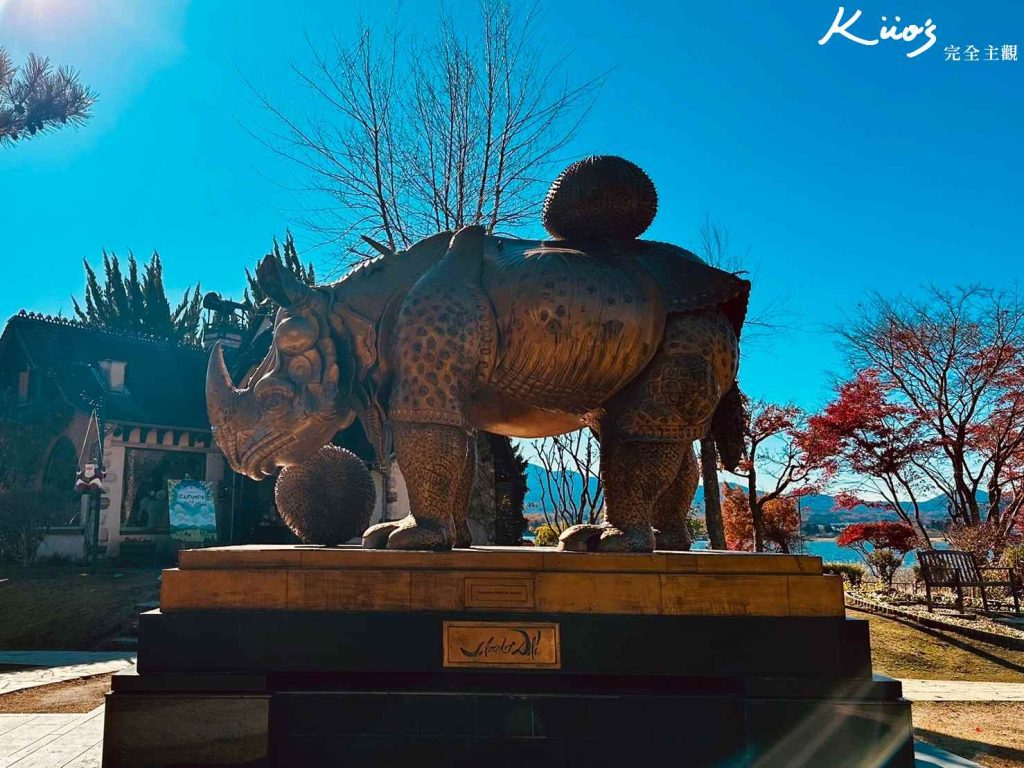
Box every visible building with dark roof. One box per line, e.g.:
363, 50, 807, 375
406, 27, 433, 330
0, 311, 226, 561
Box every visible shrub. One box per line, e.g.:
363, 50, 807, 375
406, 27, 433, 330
533, 524, 561, 547
1002, 544, 1024, 570
686, 512, 707, 541
866, 549, 903, 590
823, 562, 865, 587
0, 487, 76, 565
837, 521, 918, 590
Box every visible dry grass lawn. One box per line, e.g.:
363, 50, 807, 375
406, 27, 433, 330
0, 566, 159, 650
913, 702, 1024, 768
848, 608, 1024, 683
848, 608, 1024, 766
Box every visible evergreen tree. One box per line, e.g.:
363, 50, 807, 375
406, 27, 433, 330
1, 49, 95, 147
72, 251, 202, 344
491, 434, 530, 545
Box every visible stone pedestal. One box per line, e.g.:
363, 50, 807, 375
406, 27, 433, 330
102, 545, 914, 767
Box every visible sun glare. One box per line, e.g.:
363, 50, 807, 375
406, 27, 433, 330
0, 0, 101, 41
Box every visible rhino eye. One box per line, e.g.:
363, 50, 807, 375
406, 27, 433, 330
276, 316, 317, 354
253, 376, 294, 412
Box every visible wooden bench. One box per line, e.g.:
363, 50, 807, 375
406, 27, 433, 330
918, 549, 1021, 615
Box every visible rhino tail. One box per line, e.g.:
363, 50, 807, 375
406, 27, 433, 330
709, 383, 746, 472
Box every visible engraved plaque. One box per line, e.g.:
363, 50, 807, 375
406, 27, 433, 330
443, 621, 560, 669
464, 577, 535, 609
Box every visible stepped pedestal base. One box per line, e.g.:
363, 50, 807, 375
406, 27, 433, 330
101, 546, 914, 767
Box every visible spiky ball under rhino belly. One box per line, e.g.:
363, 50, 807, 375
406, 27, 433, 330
483, 249, 664, 415
274, 445, 376, 546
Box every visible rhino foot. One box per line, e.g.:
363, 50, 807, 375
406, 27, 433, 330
557, 523, 656, 553
454, 518, 473, 549
361, 521, 400, 549
654, 526, 692, 551
362, 515, 451, 551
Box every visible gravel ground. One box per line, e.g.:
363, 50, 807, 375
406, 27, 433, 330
850, 591, 1024, 640
0, 673, 111, 713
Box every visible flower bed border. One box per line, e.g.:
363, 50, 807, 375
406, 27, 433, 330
845, 594, 1024, 651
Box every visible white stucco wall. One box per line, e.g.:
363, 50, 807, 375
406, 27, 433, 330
35, 529, 86, 562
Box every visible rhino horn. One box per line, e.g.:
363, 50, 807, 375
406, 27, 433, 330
207, 343, 246, 432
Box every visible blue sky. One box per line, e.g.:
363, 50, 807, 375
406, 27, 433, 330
1, 0, 1021, 415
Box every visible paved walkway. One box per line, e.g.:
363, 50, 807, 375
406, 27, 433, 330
914, 741, 982, 767
0, 708, 103, 768
900, 678, 1024, 701
0, 653, 134, 669
0, 654, 135, 697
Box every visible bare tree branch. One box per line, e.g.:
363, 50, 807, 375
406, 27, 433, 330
251, 1, 605, 269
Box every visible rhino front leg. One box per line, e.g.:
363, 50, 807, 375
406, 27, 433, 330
363, 422, 469, 551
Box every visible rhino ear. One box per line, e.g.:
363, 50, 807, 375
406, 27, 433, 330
335, 304, 377, 377
257, 255, 314, 308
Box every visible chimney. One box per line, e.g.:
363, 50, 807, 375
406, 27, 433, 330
99, 359, 127, 393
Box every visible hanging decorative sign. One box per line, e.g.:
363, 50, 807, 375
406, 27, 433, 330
74, 463, 106, 494
167, 479, 218, 546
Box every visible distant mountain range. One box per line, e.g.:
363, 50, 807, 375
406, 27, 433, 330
522, 464, 960, 524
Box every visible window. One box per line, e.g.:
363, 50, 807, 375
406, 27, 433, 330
17, 370, 30, 403
99, 360, 126, 393
121, 448, 206, 532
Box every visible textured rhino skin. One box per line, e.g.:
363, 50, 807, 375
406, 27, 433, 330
210, 225, 749, 553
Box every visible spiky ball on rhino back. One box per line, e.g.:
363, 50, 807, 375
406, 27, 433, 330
274, 445, 376, 546
542, 155, 658, 240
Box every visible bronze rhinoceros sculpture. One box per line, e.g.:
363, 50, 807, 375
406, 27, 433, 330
208, 157, 749, 552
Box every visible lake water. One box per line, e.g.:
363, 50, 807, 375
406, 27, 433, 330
692, 538, 944, 565
524, 533, 942, 564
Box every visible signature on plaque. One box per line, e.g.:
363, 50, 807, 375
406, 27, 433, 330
460, 629, 543, 660
443, 621, 560, 669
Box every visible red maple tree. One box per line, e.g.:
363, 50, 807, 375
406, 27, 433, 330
836, 286, 1024, 550
721, 484, 802, 553
973, 359, 1024, 543
805, 370, 936, 544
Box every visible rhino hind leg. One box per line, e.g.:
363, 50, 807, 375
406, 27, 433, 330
451, 435, 476, 548
362, 422, 470, 551
558, 438, 687, 553
560, 311, 738, 554
652, 445, 699, 551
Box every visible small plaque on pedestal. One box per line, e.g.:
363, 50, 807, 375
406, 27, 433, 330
442, 620, 561, 669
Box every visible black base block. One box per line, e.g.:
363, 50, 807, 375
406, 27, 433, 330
103, 670, 914, 768
104, 610, 912, 767
137, 610, 871, 679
